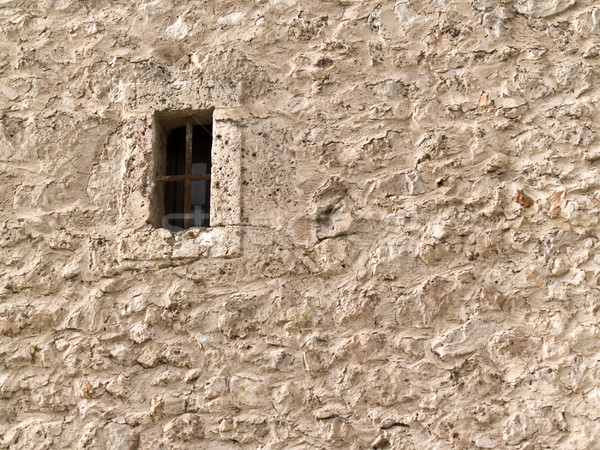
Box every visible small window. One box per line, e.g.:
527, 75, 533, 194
155, 110, 213, 230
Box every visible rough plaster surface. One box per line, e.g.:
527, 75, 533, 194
2, 0, 600, 448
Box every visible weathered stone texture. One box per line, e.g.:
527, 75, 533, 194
2, 0, 600, 448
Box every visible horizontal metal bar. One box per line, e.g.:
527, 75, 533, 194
157, 174, 211, 182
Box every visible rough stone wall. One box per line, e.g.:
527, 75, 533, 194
2, 0, 600, 448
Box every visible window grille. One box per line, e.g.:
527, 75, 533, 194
157, 120, 212, 229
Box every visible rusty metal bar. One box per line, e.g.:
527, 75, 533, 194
157, 174, 211, 182
184, 122, 193, 228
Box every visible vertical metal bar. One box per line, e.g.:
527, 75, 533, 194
184, 121, 193, 228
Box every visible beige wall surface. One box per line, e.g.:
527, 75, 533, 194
2, 0, 600, 448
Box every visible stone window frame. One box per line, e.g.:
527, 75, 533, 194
116, 108, 243, 262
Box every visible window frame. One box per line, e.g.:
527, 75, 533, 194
114, 109, 244, 263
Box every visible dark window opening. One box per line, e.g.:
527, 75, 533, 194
158, 121, 212, 230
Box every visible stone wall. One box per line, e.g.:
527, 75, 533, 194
2, 0, 600, 448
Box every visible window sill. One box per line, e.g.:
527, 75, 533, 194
117, 225, 241, 262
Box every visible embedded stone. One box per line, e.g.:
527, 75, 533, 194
229, 376, 268, 408
547, 189, 565, 216
515, 0, 575, 18
503, 414, 536, 445
514, 189, 534, 208
136, 343, 164, 368
163, 413, 204, 441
